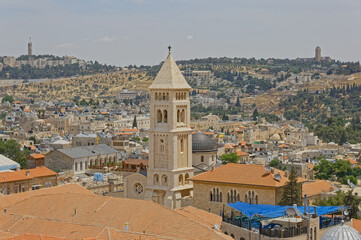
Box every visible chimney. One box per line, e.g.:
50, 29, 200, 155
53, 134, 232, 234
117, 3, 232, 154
26, 170, 30, 176
271, 168, 274, 174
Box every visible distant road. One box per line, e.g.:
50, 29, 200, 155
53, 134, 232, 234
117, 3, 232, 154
0, 78, 53, 87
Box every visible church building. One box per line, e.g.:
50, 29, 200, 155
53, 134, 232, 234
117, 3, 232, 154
138, 48, 194, 209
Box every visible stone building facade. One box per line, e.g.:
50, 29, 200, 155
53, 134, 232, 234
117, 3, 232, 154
143, 49, 194, 209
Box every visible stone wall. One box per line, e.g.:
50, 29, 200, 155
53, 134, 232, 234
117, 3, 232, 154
45, 151, 73, 172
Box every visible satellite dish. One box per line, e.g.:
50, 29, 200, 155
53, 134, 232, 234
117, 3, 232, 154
286, 208, 296, 216
264, 165, 271, 172
274, 173, 282, 181
344, 210, 349, 216
214, 223, 220, 230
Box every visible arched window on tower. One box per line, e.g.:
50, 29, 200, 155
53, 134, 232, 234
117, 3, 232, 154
160, 139, 165, 153
166, 93, 169, 100
178, 174, 184, 185
161, 174, 168, 186
181, 109, 185, 123
180, 138, 184, 153
185, 173, 189, 184
162, 93, 166, 100
163, 110, 168, 123
177, 109, 180, 123
153, 174, 159, 185
157, 110, 162, 123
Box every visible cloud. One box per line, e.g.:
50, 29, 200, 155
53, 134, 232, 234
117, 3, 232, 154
95, 36, 116, 43
56, 42, 74, 48
186, 35, 194, 40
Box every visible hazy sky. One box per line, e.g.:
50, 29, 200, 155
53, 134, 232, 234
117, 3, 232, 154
0, 0, 360, 66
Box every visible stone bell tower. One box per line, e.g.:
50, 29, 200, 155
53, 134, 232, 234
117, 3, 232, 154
144, 47, 194, 209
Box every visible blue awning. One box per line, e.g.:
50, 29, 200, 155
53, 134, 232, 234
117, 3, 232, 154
227, 202, 341, 218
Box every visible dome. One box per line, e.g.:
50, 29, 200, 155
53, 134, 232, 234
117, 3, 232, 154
270, 133, 281, 141
95, 114, 105, 121
192, 131, 216, 152
321, 224, 361, 240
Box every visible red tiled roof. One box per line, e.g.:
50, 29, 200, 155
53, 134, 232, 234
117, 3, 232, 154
0, 167, 56, 183
120, 128, 138, 132
302, 180, 332, 197
29, 154, 45, 159
190, 163, 307, 188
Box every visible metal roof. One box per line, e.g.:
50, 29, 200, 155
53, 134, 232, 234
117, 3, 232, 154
0, 154, 20, 171
57, 144, 118, 159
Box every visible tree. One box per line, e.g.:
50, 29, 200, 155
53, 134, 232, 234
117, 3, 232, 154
269, 158, 281, 168
142, 137, 149, 142
2, 95, 14, 103
132, 115, 138, 129
220, 153, 240, 165
252, 108, 259, 121
279, 168, 303, 206
0, 139, 30, 169
235, 96, 241, 106
314, 190, 360, 219
29, 136, 37, 144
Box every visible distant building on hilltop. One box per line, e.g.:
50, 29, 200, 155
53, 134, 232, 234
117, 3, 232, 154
315, 46, 321, 62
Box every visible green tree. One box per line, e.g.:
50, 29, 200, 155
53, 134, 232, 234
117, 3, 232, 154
0, 139, 30, 169
269, 158, 281, 168
220, 153, 240, 165
2, 95, 14, 103
314, 158, 334, 180
142, 137, 149, 142
132, 115, 138, 129
314, 190, 360, 219
279, 168, 303, 206
29, 136, 37, 144
252, 108, 259, 121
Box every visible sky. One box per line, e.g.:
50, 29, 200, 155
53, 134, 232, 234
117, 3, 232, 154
0, 0, 360, 66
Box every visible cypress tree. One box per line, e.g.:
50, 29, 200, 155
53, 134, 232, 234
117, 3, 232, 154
132, 115, 138, 129
279, 168, 303, 206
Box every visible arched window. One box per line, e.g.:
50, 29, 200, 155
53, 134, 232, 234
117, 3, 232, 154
166, 93, 169, 100
155, 93, 158, 100
162, 93, 166, 100
185, 173, 189, 184
153, 174, 159, 185
212, 189, 223, 202
228, 189, 240, 203
246, 191, 258, 204
201, 156, 204, 162
181, 109, 185, 123
210, 191, 213, 201
230, 234, 235, 239
180, 138, 184, 153
75, 162, 78, 171
177, 109, 180, 123
178, 174, 184, 185
161, 174, 168, 186
157, 110, 162, 123
160, 139, 165, 153
163, 110, 168, 123
314, 227, 317, 240
80, 161, 83, 171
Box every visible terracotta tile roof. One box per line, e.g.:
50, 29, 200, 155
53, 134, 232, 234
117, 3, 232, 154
224, 143, 236, 149
174, 206, 222, 230
306, 163, 315, 170
29, 154, 45, 159
0, 167, 56, 183
302, 180, 332, 197
347, 158, 358, 165
115, 132, 133, 135
12, 101, 21, 104
0, 184, 229, 240
3, 234, 66, 240
278, 144, 289, 148
190, 163, 307, 188
123, 159, 148, 166
353, 218, 361, 233
23, 110, 32, 113
238, 141, 246, 146
236, 151, 249, 156
120, 128, 138, 132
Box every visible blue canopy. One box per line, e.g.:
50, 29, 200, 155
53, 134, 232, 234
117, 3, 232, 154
227, 202, 341, 218
93, 173, 103, 182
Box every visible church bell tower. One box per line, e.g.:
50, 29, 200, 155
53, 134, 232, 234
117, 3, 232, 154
144, 47, 194, 209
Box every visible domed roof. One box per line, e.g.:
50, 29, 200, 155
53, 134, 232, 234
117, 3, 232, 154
321, 224, 361, 240
270, 133, 281, 141
95, 114, 105, 121
192, 131, 216, 152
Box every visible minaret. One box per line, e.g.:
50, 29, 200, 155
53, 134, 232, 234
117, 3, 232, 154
28, 37, 32, 56
315, 46, 321, 62
144, 47, 194, 209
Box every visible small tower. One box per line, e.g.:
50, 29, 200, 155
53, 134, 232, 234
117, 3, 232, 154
144, 46, 194, 209
315, 46, 321, 62
28, 37, 32, 56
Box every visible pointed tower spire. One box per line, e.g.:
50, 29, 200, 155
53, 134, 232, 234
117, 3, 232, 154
149, 47, 190, 89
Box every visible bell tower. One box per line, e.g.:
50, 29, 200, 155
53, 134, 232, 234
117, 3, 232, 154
144, 47, 194, 209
